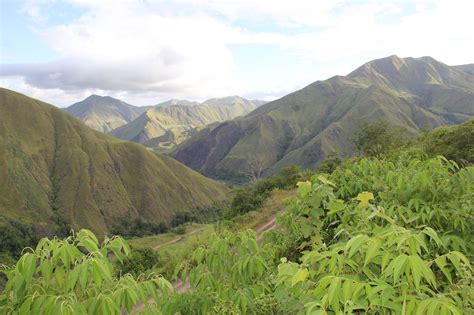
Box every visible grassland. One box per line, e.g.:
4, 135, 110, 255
0, 88, 229, 236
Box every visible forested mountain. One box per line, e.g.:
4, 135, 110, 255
172, 56, 474, 181
0, 88, 228, 235
65, 95, 150, 133
110, 96, 265, 152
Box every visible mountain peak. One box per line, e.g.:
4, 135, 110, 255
65, 95, 146, 132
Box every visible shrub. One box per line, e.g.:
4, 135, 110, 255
352, 120, 409, 157
119, 247, 161, 277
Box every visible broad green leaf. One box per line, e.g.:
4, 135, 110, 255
356, 191, 374, 208
291, 268, 309, 286
297, 181, 312, 197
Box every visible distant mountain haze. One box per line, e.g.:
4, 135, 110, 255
109, 96, 266, 152
0, 88, 229, 235
65, 95, 151, 133
172, 56, 474, 181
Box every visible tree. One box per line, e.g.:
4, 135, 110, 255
243, 154, 266, 182
352, 120, 408, 157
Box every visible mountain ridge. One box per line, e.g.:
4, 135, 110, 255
172, 56, 474, 181
110, 96, 266, 152
65, 95, 150, 133
0, 88, 229, 235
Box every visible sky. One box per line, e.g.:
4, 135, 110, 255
1, 0, 473, 107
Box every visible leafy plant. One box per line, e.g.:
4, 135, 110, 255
0, 230, 172, 314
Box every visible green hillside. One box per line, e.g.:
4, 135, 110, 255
0, 88, 229, 235
110, 96, 265, 152
420, 119, 474, 165
65, 95, 150, 132
172, 56, 474, 181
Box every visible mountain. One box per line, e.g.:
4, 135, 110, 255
453, 64, 474, 75
0, 88, 229, 235
65, 95, 150, 133
110, 96, 265, 152
172, 56, 474, 181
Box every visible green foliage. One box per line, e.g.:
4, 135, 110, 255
170, 225, 186, 235
119, 247, 161, 277
420, 119, 474, 166
0, 229, 172, 314
353, 120, 409, 157
2, 153, 473, 314
275, 155, 473, 314
110, 217, 169, 238
317, 154, 342, 173
0, 220, 38, 259
164, 153, 472, 314
226, 165, 305, 218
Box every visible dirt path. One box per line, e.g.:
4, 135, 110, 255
168, 213, 281, 294
255, 216, 277, 242
153, 227, 207, 250
133, 190, 295, 311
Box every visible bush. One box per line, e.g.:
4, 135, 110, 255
0, 220, 38, 260
170, 225, 186, 235
226, 165, 306, 218
420, 119, 474, 166
110, 217, 168, 238
119, 247, 161, 277
353, 120, 409, 157
317, 154, 342, 173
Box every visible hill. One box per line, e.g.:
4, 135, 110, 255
172, 55, 474, 181
110, 96, 265, 152
0, 88, 229, 235
65, 95, 150, 132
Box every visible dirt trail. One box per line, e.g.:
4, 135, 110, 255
133, 190, 295, 311
153, 227, 207, 250
168, 212, 281, 294
255, 216, 277, 242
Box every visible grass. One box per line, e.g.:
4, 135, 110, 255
129, 223, 211, 249
128, 188, 297, 278
0, 87, 229, 237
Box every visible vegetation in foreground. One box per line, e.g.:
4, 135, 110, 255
1, 149, 472, 314
1, 120, 473, 314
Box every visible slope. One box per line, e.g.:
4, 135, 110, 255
65, 95, 150, 132
0, 88, 229, 235
172, 56, 474, 181
110, 96, 264, 152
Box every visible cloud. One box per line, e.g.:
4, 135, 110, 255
3, 2, 243, 99
1, 0, 473, 106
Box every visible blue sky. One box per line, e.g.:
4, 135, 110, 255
1, 0, 473, 106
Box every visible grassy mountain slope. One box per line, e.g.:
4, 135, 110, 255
172, 56, 474, 181
110, 96, 264, 152
65, 95, 150, 132
453, 63, 474, 75
0, 88, 229, 235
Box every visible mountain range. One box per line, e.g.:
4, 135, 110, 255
0, 88, 228, 235
110, 96, 265, 152
66, 95, 265, 152
171, 55, 474, 181
65, 95, 151, 133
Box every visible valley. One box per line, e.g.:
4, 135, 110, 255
1, 56, 473, 315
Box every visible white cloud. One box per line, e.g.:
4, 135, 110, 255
1, 0, 473, 106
